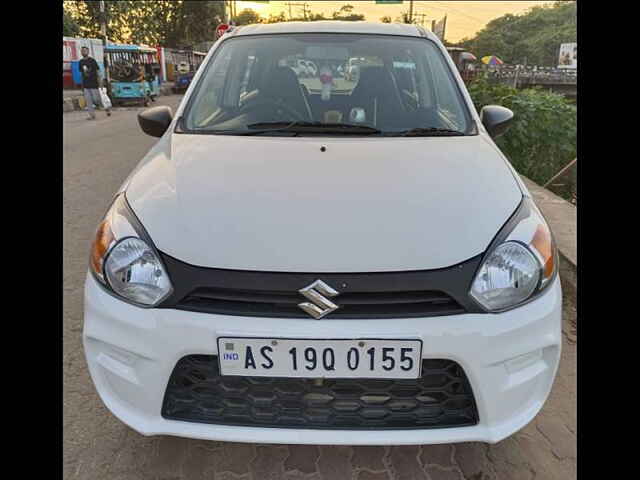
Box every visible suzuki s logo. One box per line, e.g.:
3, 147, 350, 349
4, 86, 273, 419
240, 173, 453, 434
298, 280, 340, 319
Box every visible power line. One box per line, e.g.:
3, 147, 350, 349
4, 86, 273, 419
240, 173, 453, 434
427, 2, 488, 25
284, 2, 309, 20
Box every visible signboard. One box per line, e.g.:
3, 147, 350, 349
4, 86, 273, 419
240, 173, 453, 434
558, 43, 577, 69
63, 39, 77, 63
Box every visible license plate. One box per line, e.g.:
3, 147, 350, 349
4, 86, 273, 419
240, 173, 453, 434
217, 337, 423, 379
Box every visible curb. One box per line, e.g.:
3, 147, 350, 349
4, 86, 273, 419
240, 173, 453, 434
559, 252, 577, 298
63, 98, 75, 112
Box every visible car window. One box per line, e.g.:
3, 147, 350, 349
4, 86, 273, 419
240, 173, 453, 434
183, 34, 471, 134
239, 54, 257, 99
424, 47, 468, 131
391, 54, 422, 111
189, 49, 232, 126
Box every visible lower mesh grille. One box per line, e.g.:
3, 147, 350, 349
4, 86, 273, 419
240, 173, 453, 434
162, 355, 479, 429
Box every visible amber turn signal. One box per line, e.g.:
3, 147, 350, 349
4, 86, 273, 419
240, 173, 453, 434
531, 223, 555, 282
90, 219, 115, 280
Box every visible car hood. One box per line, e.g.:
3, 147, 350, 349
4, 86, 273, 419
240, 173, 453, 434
126, 133, 522, 272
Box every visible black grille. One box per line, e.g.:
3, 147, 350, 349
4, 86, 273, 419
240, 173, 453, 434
158, 252, 484, 319
177, 287, 464, 318
162, 355, 479, 430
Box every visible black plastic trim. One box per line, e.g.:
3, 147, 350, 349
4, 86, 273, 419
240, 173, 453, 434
156, 252, 486, 318
161, 355, 479, 430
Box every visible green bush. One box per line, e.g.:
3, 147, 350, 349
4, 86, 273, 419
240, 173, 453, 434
467, 77, 577, 195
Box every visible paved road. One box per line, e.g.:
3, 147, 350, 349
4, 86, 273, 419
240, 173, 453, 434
63, 96, 576, 480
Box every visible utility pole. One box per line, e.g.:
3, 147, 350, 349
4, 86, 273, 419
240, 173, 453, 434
285, 2, 309, 20
99, 0, 111, 99
442, 14, 447, 42
225, 0, 235, 22
413, 13, 428, 27
408, 0, 414, 24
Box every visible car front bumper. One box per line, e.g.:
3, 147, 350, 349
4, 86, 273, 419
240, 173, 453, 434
83, 273, 562, 445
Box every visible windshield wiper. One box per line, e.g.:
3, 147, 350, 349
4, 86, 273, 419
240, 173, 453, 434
242, 121, 382, 135
395, 127, 466, 137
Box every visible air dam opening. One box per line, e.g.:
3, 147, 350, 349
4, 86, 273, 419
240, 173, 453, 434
162, 355, 479, 430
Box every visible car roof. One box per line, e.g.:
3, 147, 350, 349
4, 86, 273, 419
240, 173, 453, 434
228, 21, 437, 41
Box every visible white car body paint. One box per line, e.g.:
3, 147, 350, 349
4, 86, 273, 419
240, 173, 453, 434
125, 133, 522, 272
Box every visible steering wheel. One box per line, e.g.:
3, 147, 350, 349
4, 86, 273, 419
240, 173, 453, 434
239, 97, 310, 121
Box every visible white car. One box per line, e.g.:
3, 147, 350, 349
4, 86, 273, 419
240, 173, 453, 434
84, 21, 561, 446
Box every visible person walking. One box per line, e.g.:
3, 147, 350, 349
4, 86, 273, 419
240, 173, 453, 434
79, 46, 111, 120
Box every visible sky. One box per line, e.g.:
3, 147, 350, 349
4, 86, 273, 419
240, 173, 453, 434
235, 1, 555, 42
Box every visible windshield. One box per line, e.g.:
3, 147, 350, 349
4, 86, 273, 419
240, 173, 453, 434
182, 34, 473, 135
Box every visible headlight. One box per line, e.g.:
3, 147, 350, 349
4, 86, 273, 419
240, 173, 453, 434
89, 193, 172, 307
470, 197, 557, 312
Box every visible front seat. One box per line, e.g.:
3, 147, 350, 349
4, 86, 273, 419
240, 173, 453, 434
259, 67, 313, 120
349, 66, 404, 126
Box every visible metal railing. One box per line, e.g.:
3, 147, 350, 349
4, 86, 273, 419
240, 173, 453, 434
543, 158, 577, 189
485, 65, 577, 84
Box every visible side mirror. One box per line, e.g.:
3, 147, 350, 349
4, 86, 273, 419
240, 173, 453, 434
138, 106, 173, 137
480, 105, 514, 138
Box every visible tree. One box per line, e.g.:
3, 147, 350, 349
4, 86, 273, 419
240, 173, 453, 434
457, 1, 576, 66
396, 13, 413, 24
63, 1, 224, 47
266, 11, 287, 23
235, 8, 262, 26
269, 10, 329, 22
332, 4, 364, 21
380, 16, 392, 23
63, 9, 80, 36
307, 13, 328, 21
467, 77, 576, 199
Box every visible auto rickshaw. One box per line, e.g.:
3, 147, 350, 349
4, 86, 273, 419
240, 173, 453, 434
171, 50, 207, 93
105, 44, 161, 106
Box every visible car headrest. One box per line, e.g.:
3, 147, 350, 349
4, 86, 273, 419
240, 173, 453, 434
352, 67, 396, 97
262, 67, 304, 99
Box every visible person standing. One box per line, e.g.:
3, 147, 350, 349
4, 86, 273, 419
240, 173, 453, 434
79, 46, 111, 120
